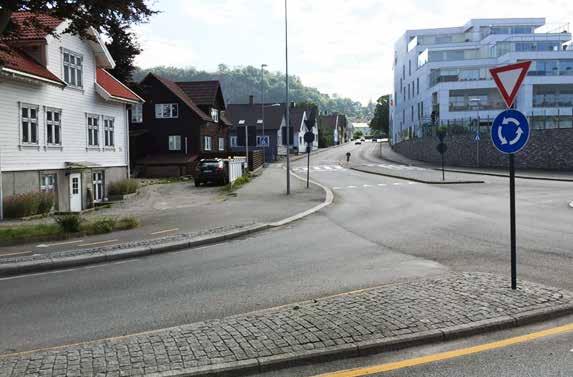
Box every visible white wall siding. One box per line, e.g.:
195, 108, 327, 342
0, 32, 128, 172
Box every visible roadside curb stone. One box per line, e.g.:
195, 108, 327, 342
349, 165, 485, 185
1, 272, 572, 377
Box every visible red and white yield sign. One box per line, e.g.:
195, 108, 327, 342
489, 61, 532, 108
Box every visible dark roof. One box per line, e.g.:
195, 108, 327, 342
176, 80, 224, 107
144, 73, 212, 122
2, 12, 63, 41
0, 43, 64, 85
289, 108, 306, 132
226, 103, 286, 130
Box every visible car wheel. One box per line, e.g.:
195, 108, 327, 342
195, 180, 201, 187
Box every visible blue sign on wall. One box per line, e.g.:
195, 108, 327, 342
490, 109, 530, 154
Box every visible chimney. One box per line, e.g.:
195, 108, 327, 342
249, 95, 254, 105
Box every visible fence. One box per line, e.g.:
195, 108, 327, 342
227, 158, 246, 184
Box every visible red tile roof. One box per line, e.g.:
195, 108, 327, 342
3, 12, 63, 41
96, 68, 143, 103
176, 81, 222, 106
0, 43, 64, 85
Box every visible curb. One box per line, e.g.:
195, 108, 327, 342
0, 175, 334, 278
146, 301, 573, 377
349, 166, 485, 185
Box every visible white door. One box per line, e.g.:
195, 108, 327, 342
69, 173, 82, 212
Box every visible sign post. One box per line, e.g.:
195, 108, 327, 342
489, 61, 531, 290
304, 131, 315, 189
436, 129, 447, 181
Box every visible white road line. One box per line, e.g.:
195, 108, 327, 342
0, 251, 34, 257
408, 182, 418, 185
36, 239, 84, 248
377, 183, 387, 186
363, 184, 373, 187
393, 182, 402, 185
150, 228, 179, 235
323, 166, 334, 170
78, 239, 119, 247
332, 187, 342, 190
347, 185, 357, 189
334, 165, 344, 170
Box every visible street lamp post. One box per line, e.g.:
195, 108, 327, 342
261, 64, 267, 166
284, 0, 290, 195
469, 97, 481, 167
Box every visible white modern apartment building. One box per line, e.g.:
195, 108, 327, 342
391, 18, 573, 143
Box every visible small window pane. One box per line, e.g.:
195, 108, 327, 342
77, 69, 82, 87
30, 108, 36, 119
64, 53, 69, 62
22, 122, 29, 142
64, 66, 69, 83
54, 112, 60, 122
55, 126, 60, 144
22, 107, 28, 118
47, 111, 52, 121
31, 123, 37, 143
172, 104, 178, 117
70, 68, 76, 86
47, 124, 53, 143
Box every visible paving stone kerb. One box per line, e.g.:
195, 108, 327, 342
2, 272, 572, 377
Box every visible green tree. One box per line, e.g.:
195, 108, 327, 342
0, 1, 156, 41
353, 130, 364, 139
369, 95, 390, 136
105, 18, 142, 83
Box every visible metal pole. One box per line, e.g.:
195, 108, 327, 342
441, 152, 445, 181
509, 153, 517, 290
477, 113, 480, 167
245, 125, 249, 171
284, 0, 290, 195
261, 64, 267, 165
306, 146, 310, 189
0, 141, 3, 221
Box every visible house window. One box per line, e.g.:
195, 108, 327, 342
203, 136, 212, 151
92, 171, 104, 202
63, 50, 83, 88
230, 136, 238, 147
21, 104, 39, 144
155, 103, 178, 119
256, 135, 270, 147
168, 135, 181, 151
417, 77, 420, 95
40, 174, 57, 192
211, 108, 219, 122
104, 117, 114, 147
218, 137, 225, 151
87, 115, 99, 147
46, 109, 62, 145
131, 103, 143, 123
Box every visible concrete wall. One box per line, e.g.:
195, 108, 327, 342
392, 128, 573, 170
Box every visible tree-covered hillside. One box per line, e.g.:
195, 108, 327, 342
133, 64, 374, 121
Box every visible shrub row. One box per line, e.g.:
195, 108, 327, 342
3, 192, 55, 219
54, 214, 140, 234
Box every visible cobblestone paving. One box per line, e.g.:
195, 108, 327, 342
1, 272, 571, 377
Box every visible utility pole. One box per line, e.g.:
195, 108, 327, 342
0, 142, 3, 221
261, 64, 267, 166
284, 0, 290, 195
245, 124, 249, 172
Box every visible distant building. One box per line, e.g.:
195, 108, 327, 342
317, 112, 348, 147
352, 123, 371, 137
391, 18, 573, 144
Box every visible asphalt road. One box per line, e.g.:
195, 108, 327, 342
1, 142, 572, 358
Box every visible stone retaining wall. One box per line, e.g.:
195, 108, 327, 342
392, 128, 573, 170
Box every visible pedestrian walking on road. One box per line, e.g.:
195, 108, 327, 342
346, 152, 351, 163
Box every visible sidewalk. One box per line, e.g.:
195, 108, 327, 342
379, 143, 573, 182
0, 165, 328, 274
1, 272, 571, 377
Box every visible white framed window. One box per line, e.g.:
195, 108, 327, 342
131, 103, 143, 123
230, 136, 238, 147
211, 108, 219, 122
104, 117, 115, 147
203, 136, 212, 151
155, 103, 178, 119
168, 135, 181, 151
63, 49, 83, 88
40, 174, 57, 192
218, 137, 225, 151
46, 108, 62, 145
92, 171, 104, 202
87, 114, 99, 147
256, 135, 270, 147
20, 103, 39, 144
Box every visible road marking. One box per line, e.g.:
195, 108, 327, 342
333, 187, 342, 190
408, 182, 418, 185
150, 228, 179, 235
377, 183, 387, 187
393, 183, 401, 185
78, 239, 119, 247
0, 251, 34, 257
347, 186, 357, 189
36, 239, 84, 248
313, 323, 573, 377
363, 184, 373, 188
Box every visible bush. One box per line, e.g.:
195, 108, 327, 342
55, 213, 82, 233
89, 217, 116, 234
108, 179, 139, 196
116, 216, 140, 230
3, 192, 54, 219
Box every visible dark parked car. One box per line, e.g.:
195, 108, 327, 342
195, 159, 229, 186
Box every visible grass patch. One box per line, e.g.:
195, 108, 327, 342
0, 216, 141, 246
221, 173, 252, 193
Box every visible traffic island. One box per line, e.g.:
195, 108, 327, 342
1, 272, 571, 377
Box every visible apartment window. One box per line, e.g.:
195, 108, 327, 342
211, 108, 219, 122
131, 103, 143, 123
104, 117, 114, 147
155, 103, 178, 119
63, 50, 83, 88
411, 106, 414, 122
402, 65, 405, 80
230, 136, 238, 147
257, 135, 270, 147
92, 171, 105, 202
21, 104, 39, 144
87, 115, 99, 147
203, 136, 212, 151
409, 60, 412, 76
168, 135, 181, 151
40, 174, 57, 192
417, 78, 420, 95
408, 84, 410, 100
46, 109, 62, 145
219, 137, 225, 151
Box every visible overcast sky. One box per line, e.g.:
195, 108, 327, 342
134, 0, 572, 105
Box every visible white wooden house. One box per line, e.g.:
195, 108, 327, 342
0, 12, 143, 212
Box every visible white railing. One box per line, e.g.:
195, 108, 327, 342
227, 158, 246, 184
